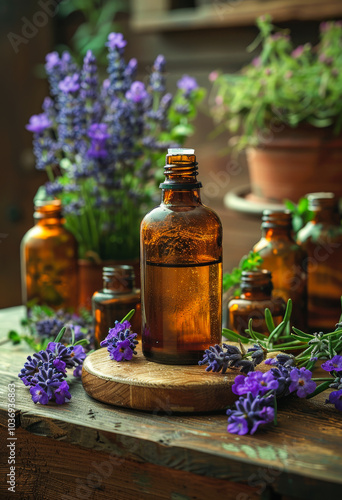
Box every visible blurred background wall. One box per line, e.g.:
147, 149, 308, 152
1, 0, 342, 308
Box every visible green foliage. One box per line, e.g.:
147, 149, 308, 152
222, 297, 342, 370
210, 16, 342, 151
284, 197, 314, 233
223, 251, 263, 293
58, 0, 127, 64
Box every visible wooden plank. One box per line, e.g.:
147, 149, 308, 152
131, 0, 342, 32
1, 307, 342, 498
0, 427, 261, 500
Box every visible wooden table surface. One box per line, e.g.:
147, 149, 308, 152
0, 306, 341, 500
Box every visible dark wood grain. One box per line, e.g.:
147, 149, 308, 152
1, 307, 342, 499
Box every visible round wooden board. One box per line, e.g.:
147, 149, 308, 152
82, 345, 273, 413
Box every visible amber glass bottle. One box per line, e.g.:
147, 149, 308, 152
297, 192, 342, 332
140, 149, 222, 365
92, 265, 141, 348
21, 200, 78, 310
253, 210, 307, 331
228, 270, 285, 337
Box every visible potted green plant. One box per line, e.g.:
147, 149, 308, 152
210, 16, 342, 203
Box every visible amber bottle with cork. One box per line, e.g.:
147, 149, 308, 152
297, 192, 342, 332
21, 200, 78, 310
92, 265, 141, 348
228, 270, 285, 336
140, 148, 222, 365
253, 210, 307, 331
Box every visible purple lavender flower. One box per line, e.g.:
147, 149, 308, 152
30, 385, 49, 405
126, 81, 148, 103
73, 365, 83, 378
87, 123, 110, 159
198, 344, 256, 375
70, 344, 87, 366
124, 58, 138, 87
109, 339, 134, 361
289, 367, 316, 398
26, 114, 52, 134
232, 371, 279, 398
227, 393, 275, 435
106, 33, 127, 95
59, 73, 80, 94
101, 320, 131, 346
321, 355, 342, 374
45, 51, 60, 71
100, 320, 138, 361
47, 341, 81, 369
55, 380, 72, 405
265, 353, 296, 368
247, 344, 265, 365
326, 389, 342, 411
35, 316, 65, 339
30, 362, 66, 400
149, 55, 166, 92
18, 350, 55, 386
81, 50, 101, 123
106, 33, 127, 52
177, 75, 198, 95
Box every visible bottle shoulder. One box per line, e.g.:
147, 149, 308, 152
141, 203, 222, 228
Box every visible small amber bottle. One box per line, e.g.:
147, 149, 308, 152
140, 148, 222, 365
228, 270, 285, 337
21, 200, 78, 310
297, 192, 342, 332
92, 265, 141, 348
253, 210, 307, 331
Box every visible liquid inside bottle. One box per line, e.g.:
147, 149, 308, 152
21, 200, 78, 310
297, 192, 342, 332
253, 210, 307, 331
92, 266, 141, 349
228, 270, 285, 337
141, 148, 222, 364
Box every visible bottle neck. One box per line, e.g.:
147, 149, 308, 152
240, 270, 273, 300
34, 201, 64, 226
102, 266, 135, 294
261, 211, 293, 240
308, 192, 340, 224
162, 188, 202, 206
261, 226, 293, 241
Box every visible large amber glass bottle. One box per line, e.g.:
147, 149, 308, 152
228, 270, 285, 337
140, 149, 222, 365
297, 192, 342, 332
21, 200, 78, 310
253, 210, 307, 331
92, 265, 141, 349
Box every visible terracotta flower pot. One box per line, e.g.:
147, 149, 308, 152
78, 258, 140, 311
246, 126, 342, 203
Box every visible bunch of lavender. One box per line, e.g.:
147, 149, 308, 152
226, 353, 317, 435
26, 34, 205, 261
223, 298, 342, 369
18, 326, 87, 405
100, 316, 138, 362
198, 343, 266, 374
7, 304, 94, 352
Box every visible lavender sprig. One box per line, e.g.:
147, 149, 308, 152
18, 325, 88, 405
